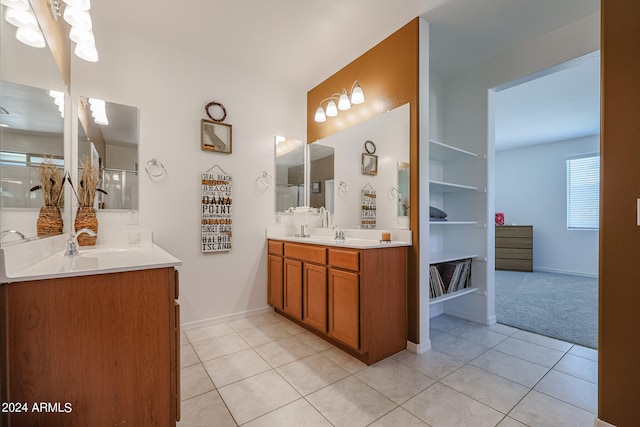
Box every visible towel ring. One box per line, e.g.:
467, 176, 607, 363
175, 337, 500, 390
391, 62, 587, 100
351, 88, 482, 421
256, 171, 273, 187
338, 180, 349, 195
145, 158, 166, 179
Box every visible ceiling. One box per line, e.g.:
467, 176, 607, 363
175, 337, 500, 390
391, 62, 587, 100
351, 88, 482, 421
92, 0, 599, 89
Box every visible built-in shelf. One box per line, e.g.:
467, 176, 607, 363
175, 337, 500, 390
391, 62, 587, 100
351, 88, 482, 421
429, 139, 479, 162
429, 252, 478, 264
429, 220, 478, 226
429, 180, 478, 193
429, 287, 478, 305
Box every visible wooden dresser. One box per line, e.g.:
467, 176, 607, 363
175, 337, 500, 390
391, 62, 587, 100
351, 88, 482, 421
495, 225, 533, 272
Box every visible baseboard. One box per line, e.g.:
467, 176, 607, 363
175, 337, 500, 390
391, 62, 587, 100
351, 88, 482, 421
534, 267, 598, 278
429, 303, 444, 318
181, 305, 273, 330
594, 417, 616, 427
407, 339, 431, 354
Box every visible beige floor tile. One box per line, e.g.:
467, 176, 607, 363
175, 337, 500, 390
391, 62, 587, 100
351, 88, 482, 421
441, 365, 529, 413
512, 330, 573, 352
534, 370, 597, 413
306, 376, 396, 427
181, 342, 201, 368
185, 322, 235, 343
568, 344, 598, 361
369, 407, 428, 426
319, 347, 368, 374
484, 323, 519, 336
429, 314, 471, 332
237, 322, 293, 347
181, 363, 215, 400
227, 313, 280, 332
497, 416, 528, 427
177, 391, 235, 427
394, 349, 463, 380
217, 370, 300, 425
202, 348, 271, 387
553, 353, 598, 383
244, 398, 332, 427
431, 332, 489, 362
276, 353, 349, 396
509, 390, 596, 427
494, 337, 564, 368
402, 383, 504, 427
448, 324, 510, 348
191, 332, 251, 362
470, 349, 550, 388
355, 358, 435, 404
255, 336, 316, 368
296, 331, 334, 352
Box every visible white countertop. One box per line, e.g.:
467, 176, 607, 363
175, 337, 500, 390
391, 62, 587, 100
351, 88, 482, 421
266, 226, 412, 249
0, 230, 181, 283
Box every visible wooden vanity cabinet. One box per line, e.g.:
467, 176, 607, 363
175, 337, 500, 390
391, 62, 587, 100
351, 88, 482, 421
0, 267, 180, 427
267, 241, 284, 309
267, 239, 407, 364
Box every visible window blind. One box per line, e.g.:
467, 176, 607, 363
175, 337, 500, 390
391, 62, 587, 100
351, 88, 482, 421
567, 155, 600, 229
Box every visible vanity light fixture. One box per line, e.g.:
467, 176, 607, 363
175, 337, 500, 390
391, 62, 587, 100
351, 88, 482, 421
2, 0, 46, 48
88, 97, 108, 125
49, 90, 65, 118
313, 80, 364, 123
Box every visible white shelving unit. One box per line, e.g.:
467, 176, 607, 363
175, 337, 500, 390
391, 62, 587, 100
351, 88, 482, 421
428, 139, 484, 309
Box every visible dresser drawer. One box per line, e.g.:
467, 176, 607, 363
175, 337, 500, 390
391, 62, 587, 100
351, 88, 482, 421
328, 248, 360, 272
268, 240, 284, 256
284, 242, 327, 264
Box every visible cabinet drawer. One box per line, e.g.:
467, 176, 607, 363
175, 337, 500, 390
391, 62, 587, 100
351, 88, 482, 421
328, 248, 360, 272
495, 225, 532, 238
284, 242, 326, 264
268, 240, 284, 256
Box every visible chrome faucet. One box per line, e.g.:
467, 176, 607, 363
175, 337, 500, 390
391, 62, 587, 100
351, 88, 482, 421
332, 224, 345, 241
0, 229, 27, 242
64, 228, 97, 256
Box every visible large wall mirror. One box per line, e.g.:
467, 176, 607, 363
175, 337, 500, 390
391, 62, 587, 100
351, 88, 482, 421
0, 13, 68, 244
274, 137, 305, 212
78, 97, 139, 210
309, 103, 410, 229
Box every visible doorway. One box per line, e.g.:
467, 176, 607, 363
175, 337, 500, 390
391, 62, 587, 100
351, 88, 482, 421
489, 51, 601, 348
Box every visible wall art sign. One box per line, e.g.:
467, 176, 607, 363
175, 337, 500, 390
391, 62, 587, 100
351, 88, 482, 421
201, 171, 232, 252
201, 119, 232, 154
361, 184, 376, 229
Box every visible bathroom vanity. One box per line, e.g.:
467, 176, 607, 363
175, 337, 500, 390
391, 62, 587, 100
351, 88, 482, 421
0, 232, 181, 427
267, 232, 409, 365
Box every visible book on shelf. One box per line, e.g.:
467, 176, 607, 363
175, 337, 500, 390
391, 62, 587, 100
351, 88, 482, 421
429, 258, 472, 299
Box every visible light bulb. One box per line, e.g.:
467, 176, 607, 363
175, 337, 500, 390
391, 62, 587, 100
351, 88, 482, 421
350, 83, 364, 104
69, 27, 95, 45
325, 100, 338, 117
75, 42, 98, 62
61, 0, 91, 11
314, 106, 326, 123
15, 27, 45, 48
5, 8, 38, 31
63, 6, 92, 30
0, 0, 29, 11
338, 89, 351, 110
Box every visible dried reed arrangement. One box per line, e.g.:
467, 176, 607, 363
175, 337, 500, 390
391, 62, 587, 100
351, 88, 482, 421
69, 156, 106, 208
30, 159, 65, 207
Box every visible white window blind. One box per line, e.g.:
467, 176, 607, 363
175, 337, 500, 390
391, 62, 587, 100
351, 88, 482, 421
567, 155, 600, 229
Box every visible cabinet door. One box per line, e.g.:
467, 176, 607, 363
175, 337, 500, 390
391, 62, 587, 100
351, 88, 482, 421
283, 258, 303, 320
268, 255, 284, 309
303, 263, 327, 332
328, 268, 360, 350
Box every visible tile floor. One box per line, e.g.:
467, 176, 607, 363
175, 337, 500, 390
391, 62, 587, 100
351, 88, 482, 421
177, 312, 598, 426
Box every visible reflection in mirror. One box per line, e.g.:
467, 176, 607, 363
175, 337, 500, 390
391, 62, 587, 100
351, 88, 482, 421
308, 144, 334, 213
309, 103, 410, 229
0, 81, 65, 243
397, 161, 410, 216
78, 98, 139, 210
274, 137, 305, 212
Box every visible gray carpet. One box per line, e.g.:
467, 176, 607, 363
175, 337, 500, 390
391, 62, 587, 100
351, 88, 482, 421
495, 270, 598, 349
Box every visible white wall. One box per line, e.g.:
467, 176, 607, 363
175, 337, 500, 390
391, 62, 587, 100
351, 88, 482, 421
69, 26, 306, 325
496, 135, 599, 276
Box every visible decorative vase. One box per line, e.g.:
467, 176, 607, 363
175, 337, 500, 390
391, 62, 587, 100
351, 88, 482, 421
74, 207, 98, 246
36, 206, 64, 237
